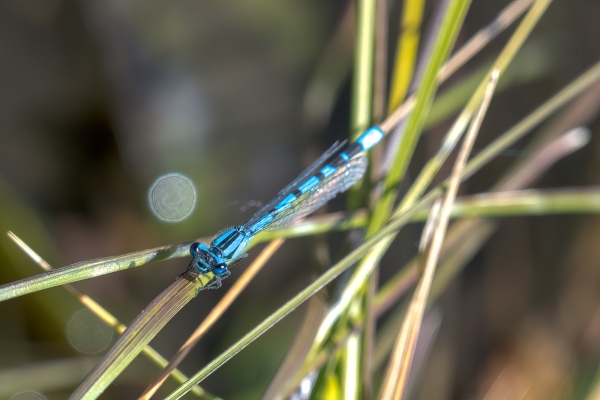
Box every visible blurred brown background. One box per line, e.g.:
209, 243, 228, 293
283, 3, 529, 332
0, 0, 600, 399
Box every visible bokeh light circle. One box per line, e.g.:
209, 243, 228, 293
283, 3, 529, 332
10, 391, 46, 400
148, 173, 197, 222
67, 309, 113, 354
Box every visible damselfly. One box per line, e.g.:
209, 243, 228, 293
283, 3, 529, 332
187, 126, 385, 288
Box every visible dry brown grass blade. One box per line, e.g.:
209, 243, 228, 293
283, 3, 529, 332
5, 231, 210, 399
139, 239, 284, 400
378, 70, 499, 400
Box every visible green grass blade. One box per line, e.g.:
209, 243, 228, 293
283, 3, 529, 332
304, 0, 472, 372
69, 271, 213, 400
7, 232, 211, 398
399, 0, 553, 214
367, 0, 472, 235
342, 0, 377, 395
387, 0, 426, 114
170, 190, 600, 400
389, 54, 599, 273
350, 0, 377, 141
139, 239, 284, 399
0, 242, 192, 302
164, 136, 600, 399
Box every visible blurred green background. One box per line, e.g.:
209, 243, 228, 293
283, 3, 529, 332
1, 0, 600, 399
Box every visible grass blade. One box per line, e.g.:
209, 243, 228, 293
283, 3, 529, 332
368, 0, 472, 234
0, 241, 192, 302
306, 0, 474, 364
305, 0, 548, 363
378, 69, 498, 400
6, 232, 211, 399
398, 0, 553, 213
333, 56, 600, 343
328, 60, 600, 359
439, 0, 535, 81
139, 239, 284, 399
350, 0, 377, 140
387, 0, 426, 114
374, 121, 595, 371
69, 270, 211, 399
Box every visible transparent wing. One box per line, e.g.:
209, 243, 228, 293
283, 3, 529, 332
261, 156, 368, 231
245, 140, 347, 227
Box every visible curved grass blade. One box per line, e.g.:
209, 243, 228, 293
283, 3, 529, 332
281, 186, 600, 392
0, 241, 192, 302
139, 239, 284, 399
161, 186, 600, 399
373, 80, 600, 360
6, 232, 211, 399
68, 270, 213, 400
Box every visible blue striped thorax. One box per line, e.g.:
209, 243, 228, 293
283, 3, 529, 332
189, 227, 250, 276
